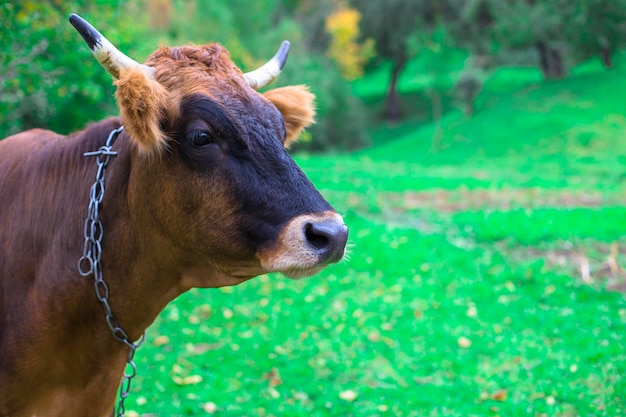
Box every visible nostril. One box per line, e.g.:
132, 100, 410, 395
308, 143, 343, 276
305, 223, 330, 250
304, 219, 348, 264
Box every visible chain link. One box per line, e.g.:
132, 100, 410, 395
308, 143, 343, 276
78, 126, 145, 417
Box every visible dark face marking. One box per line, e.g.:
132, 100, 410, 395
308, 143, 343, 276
174, 95, 246, 169
166, 93, 332, 257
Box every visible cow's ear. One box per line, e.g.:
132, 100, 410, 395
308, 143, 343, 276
114, 67, 168, 154
263, 85, 315, 148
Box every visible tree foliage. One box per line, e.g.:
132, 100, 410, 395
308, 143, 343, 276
489, 0, 578, 79
571, 0, 626, 68
0, 1, 152, 138
448, 0, 626, 79
1, 0, 370, 151
4, 0, 626, 148
325, 6, 375, 80
350, 0, 444, 120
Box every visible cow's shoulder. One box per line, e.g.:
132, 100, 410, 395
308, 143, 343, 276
0, 129, 66, 162
1, 128, 64, 145
0, 118, 122, 158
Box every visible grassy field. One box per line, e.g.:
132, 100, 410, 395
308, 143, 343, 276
127, 54, 626, 416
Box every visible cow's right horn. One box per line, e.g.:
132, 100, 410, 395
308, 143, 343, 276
69, 13, 155, 79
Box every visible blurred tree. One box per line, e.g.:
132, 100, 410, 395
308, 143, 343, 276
488, 0, 578, 79
281, 52, 370, 152
445, 0, 494, 66
449, 0, 626, 80
276, 0, 335, 52
439, 0, 490, 119
155, 0, 369, 152
571, 0, 626, 68
325, 6, 375, 80
273, 0, 371, 151
146, 0, 173, 29
2, 0, 369, 152
0, 1, 152, 138
349, 0, 433, 120
454, 67, 484, 118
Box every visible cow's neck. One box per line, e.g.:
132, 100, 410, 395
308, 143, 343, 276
4, 120, 229, 416
87, 129, 187, 341
49, 122, 190, 411
0, 120, 186, 416
84, 126, 237, 338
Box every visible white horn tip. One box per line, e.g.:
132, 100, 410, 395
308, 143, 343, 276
244, 40, 291, 90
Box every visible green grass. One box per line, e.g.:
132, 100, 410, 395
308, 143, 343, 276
126, 53, 626, 416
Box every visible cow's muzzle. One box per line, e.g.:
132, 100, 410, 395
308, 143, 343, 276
257, 212, 348, 278
304, 218, 348, 264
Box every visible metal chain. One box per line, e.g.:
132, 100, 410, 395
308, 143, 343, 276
77, 126, 145, 417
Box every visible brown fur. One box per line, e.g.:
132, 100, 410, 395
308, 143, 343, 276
0, 40, 343, 417
0, 120, 259, 416
146, 44, 247, 124
149, 44, 241, 90
113, 44, 315, 153
114, 68, 169, 154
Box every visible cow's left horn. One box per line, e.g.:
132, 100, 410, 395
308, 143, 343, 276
69, 13, 155, 79
244, 41, 290, 90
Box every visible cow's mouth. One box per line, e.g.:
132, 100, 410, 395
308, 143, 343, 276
280, 266, 325, 279
225, 265, 324, 280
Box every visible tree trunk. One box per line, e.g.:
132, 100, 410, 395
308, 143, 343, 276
601, 47, 613, 68
536, 41, 551, 78
429, 88, 443, 152
535, 41, 566, 80
550, 47, 565, 78
463, 101, 474, 118
384, 56, 407, 121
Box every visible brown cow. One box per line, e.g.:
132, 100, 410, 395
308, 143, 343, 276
0, 14, 348, 417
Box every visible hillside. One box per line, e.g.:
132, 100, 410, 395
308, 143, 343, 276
360, 52, 626, 188
297, 51, 626, 201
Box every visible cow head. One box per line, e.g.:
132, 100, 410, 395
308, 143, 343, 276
69, 14, 348, 285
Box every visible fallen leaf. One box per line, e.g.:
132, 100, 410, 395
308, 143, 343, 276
490, 389, 507, 402
192, 342, 224, 354
268, 387, 280, 398
172, 374, 203, 385
458, 336, 472, 348
367, 330, 380, 342
339, 389, 358, 402
263, 368, 283, 387
202, 402, 217, 414
153, 335, 170, 347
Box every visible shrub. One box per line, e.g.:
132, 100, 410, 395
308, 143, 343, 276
280, 53, 371, 152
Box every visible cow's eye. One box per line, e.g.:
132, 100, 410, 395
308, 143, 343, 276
190, 131, 215, 147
